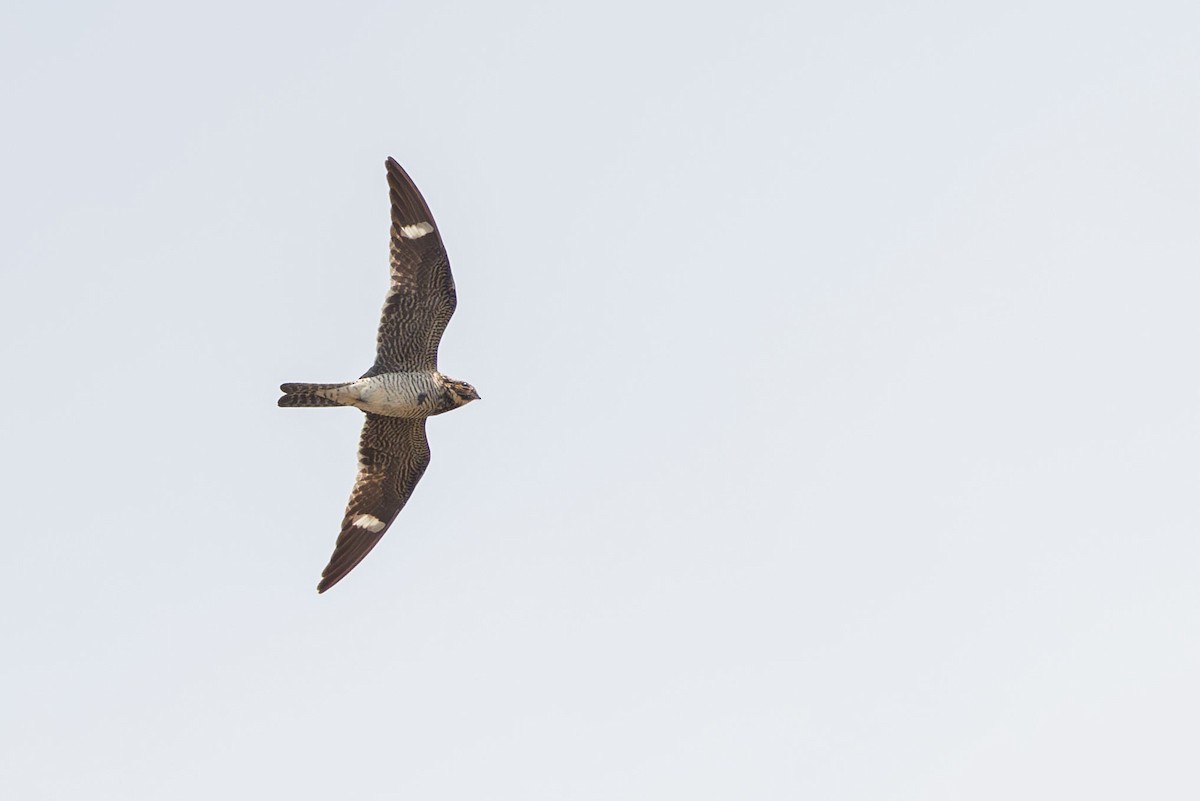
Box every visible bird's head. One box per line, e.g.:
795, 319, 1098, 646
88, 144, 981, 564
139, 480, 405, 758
446, 378, 481, 405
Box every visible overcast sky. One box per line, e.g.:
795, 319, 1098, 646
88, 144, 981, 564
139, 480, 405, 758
2, 1, 1198, 799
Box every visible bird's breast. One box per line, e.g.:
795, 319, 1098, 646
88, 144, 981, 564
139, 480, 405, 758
347, 373, 442, 417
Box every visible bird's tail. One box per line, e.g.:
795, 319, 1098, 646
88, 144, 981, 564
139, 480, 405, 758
277, 382, 353, 408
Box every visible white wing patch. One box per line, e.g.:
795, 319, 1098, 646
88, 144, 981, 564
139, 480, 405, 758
400, 222, 434, 239
350, 513, 387, 533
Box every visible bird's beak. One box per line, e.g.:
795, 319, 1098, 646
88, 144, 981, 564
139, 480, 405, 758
471, 390, 482, 400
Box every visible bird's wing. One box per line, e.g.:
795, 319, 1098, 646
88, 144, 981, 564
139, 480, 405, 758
317, 414, 431, 593
364, 158, 457, 376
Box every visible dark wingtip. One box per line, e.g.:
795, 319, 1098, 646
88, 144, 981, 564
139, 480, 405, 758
384, 157, 437, 232
316, 572, 344, 594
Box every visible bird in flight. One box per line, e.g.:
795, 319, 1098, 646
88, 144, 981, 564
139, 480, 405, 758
279, 158, 479, 593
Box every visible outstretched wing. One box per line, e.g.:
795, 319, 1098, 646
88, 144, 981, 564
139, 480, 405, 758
317, 414, 431, 593
364, 158, 457, 376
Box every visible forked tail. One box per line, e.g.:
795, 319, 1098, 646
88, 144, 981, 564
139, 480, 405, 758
277, 382, 352, 408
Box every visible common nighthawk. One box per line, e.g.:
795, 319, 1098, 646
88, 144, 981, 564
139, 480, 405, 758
279, 158, 479, 593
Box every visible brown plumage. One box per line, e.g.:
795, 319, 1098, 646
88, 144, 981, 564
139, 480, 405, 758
367, 159, 457, 376
279, 158, 478, 593
317, 415, 431, 593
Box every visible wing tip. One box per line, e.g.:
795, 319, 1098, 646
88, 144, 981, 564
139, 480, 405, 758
385, 156, 408, 181
384, 157, 436, 227
315, 557, 355, 594
316, 563, 353, 594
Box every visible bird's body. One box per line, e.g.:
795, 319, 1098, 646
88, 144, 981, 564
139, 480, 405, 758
279, 158, 478, 593
280, 372, 474, 417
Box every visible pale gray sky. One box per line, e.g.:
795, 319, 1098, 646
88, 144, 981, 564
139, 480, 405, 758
2, 1, 1198, 799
